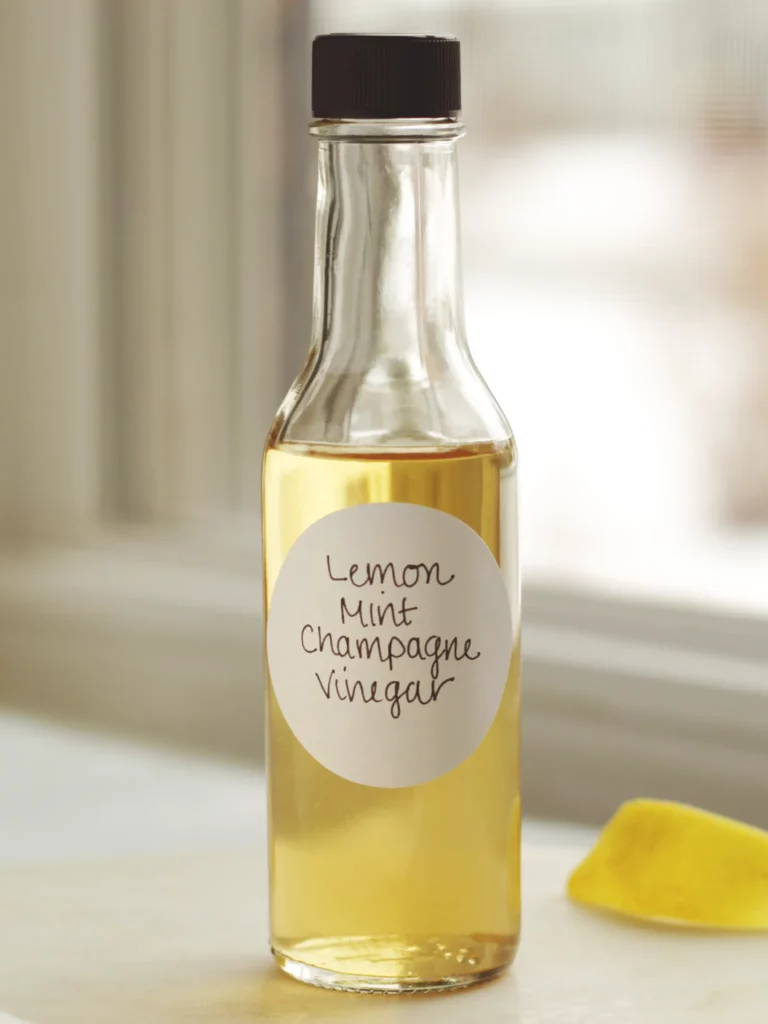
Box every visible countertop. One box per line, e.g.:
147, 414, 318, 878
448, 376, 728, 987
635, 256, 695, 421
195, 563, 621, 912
1, 714, 766, 1023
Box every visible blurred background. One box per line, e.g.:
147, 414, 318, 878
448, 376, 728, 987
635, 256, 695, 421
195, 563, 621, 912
1, 0, 767, 831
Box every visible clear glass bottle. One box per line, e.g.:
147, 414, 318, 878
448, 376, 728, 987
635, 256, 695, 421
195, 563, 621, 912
262, 34, 520, 994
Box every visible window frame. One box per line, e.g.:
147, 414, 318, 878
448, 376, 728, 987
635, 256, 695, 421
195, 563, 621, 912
2, 541, 767, 827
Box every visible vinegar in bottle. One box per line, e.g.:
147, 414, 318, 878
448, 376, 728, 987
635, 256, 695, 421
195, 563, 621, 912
262, 34, 520, 994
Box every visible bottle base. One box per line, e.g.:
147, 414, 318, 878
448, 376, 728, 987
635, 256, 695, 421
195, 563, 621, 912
272, 934, 517, 994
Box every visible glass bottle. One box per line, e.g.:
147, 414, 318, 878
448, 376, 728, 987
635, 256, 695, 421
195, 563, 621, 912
262, 34, 520, 994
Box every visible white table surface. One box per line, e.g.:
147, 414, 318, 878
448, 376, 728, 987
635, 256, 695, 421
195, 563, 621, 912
0, 713, 766, 1023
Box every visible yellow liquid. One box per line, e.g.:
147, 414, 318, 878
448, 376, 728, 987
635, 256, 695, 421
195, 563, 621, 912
262, 440, 521, 992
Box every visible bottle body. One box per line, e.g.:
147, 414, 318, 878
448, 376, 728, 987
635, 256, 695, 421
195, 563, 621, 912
263, 104, 520, 992
263, 440, 520, 991
264, 434, 524, 991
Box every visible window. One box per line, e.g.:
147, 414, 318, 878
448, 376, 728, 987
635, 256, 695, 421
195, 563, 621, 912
315, 0, 768, 615
2, 0, 767, 826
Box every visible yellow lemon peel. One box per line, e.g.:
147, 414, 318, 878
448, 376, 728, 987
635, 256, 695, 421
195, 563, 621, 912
567, 799, 768, 929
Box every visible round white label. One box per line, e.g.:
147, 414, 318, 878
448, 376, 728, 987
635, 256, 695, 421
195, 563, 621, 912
266, 503, 513, 788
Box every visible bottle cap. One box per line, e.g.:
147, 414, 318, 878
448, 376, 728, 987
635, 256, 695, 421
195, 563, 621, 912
312, 34, 461, 120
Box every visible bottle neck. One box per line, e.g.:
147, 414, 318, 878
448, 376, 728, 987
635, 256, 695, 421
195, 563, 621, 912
311, 123, 467, 382
276, 119, 510, 450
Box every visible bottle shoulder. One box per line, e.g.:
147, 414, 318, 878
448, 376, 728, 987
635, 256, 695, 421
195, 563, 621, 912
271, 340, 513, 452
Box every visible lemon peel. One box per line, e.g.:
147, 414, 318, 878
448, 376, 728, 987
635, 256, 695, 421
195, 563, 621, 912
567, 799, 768, 929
